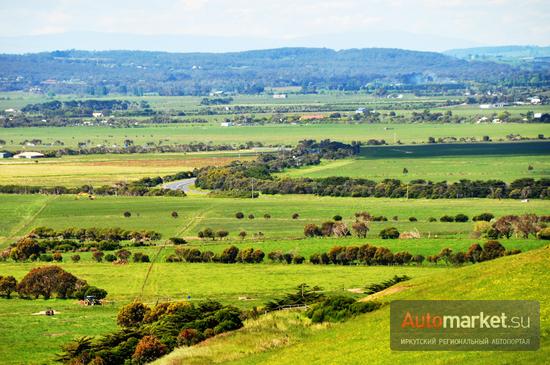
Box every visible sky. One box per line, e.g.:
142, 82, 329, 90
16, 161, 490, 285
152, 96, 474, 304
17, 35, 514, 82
0, 0, 549, 52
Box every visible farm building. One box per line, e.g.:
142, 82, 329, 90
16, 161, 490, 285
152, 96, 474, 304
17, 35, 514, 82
13, 151, 45, 159
220, 122, 234, 127
92, 112, 103, 118
0, 151, 13, 158
272, 94, 287, 99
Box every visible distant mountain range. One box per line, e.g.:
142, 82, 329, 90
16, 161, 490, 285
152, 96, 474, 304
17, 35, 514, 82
0, 31, 481, 54
0, 47, 542, 95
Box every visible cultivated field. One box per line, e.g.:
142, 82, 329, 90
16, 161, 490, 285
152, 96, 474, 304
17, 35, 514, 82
2, 123, 550, 150
0, 152, 254, 186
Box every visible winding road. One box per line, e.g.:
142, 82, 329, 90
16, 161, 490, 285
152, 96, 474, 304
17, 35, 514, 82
163, 178, 205, 194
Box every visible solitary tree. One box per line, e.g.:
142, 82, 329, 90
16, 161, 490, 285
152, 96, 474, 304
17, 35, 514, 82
0, 275, 17, 298
123, 211, 131, 218
92, 251, 104, 262
171, 211, 179, 218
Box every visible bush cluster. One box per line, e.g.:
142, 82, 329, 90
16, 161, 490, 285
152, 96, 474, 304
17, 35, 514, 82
57, 300, 243, 365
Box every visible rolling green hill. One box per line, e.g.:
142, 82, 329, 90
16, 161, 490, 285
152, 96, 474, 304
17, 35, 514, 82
156, 245, 550, 365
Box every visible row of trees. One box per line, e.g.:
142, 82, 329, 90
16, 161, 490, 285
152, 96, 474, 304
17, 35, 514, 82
30, 226, 161, 242
309, 241, 519, 267
195, 153, 550, 199
167, 246, 265, 264
473, 214, 549, 239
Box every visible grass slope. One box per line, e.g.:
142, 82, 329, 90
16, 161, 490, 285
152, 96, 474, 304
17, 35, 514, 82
156, 246, 550, 365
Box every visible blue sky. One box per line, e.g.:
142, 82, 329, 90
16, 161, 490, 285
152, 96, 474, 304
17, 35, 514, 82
0, 0, 549, 51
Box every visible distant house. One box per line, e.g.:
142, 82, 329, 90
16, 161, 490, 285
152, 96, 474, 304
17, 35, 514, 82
479, 104, 492, 109
273, 94, 287, 99
13, 151, 45, 159
534, 113, 543, 119
529, 97, 541, 105
220, 122, 233, 127
92, 112, 103, 118
0, 151, 13, 158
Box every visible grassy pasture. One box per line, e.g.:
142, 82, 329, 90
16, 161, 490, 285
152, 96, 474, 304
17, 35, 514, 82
280, 141, 550, 182
156, 246, 550, 365
0, 152, 254, 186
1, 194, 548, 249
0, 261, 442, 364
1, 123, 549, 150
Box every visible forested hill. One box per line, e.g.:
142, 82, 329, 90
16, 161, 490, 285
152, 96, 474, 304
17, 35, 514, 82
0, 47, 545, 95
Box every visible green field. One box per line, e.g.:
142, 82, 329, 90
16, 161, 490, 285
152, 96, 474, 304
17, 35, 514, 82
280, 141, 550, 182
1, 123, 549, 150
156, 245, 550, 365
0, 261, 443, 364
1, 194, 548, 247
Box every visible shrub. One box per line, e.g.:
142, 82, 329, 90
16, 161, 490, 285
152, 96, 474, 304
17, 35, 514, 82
123, 211, 131, 218
235, 212, 244, 219
392, 216, 399, 221
454, 214, 469, 222
264, 214, 271, 219
473, 213, 495, 222
171, 211, 178, 218
117, 302, 150, 328
537, 227, 550, 240
440, 215, 454, 222
177, 328, 205, 346
169, 237, 187, 245
268, 251, 283, 262
10, 237, 43, 261
293, 255, 305, 264
53, 252, 63, 262
408, 217, 417, 222
428, 217, 437, 222
292, 213, 300, 219
71, 254, 81, 263
379, 227, 399, 239
132, 335, 167, 365
306, 296, 380, 323
238, 231, 247, 240
248, 214, 255, 220
481, 240, 505, 261
333, 215, 343, 221
0, 275, 17, 298
133, 252, 150, 263
116, 249, 131, 261
304, 224, 321, 237
219, 246, 239, 263
105, 253, 117, 262
473, 221, 492, 235
16, 266, 85, 299
351, 221, 369, 238
216, 230, 229, 240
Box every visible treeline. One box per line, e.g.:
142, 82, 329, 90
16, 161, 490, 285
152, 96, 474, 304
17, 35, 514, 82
309, 241, 520, 266
197, 163, 550, 199
0, 115, 211, 128
2, 227, 161, 262
21, 99, 153, 117
0, 180, 187, 197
